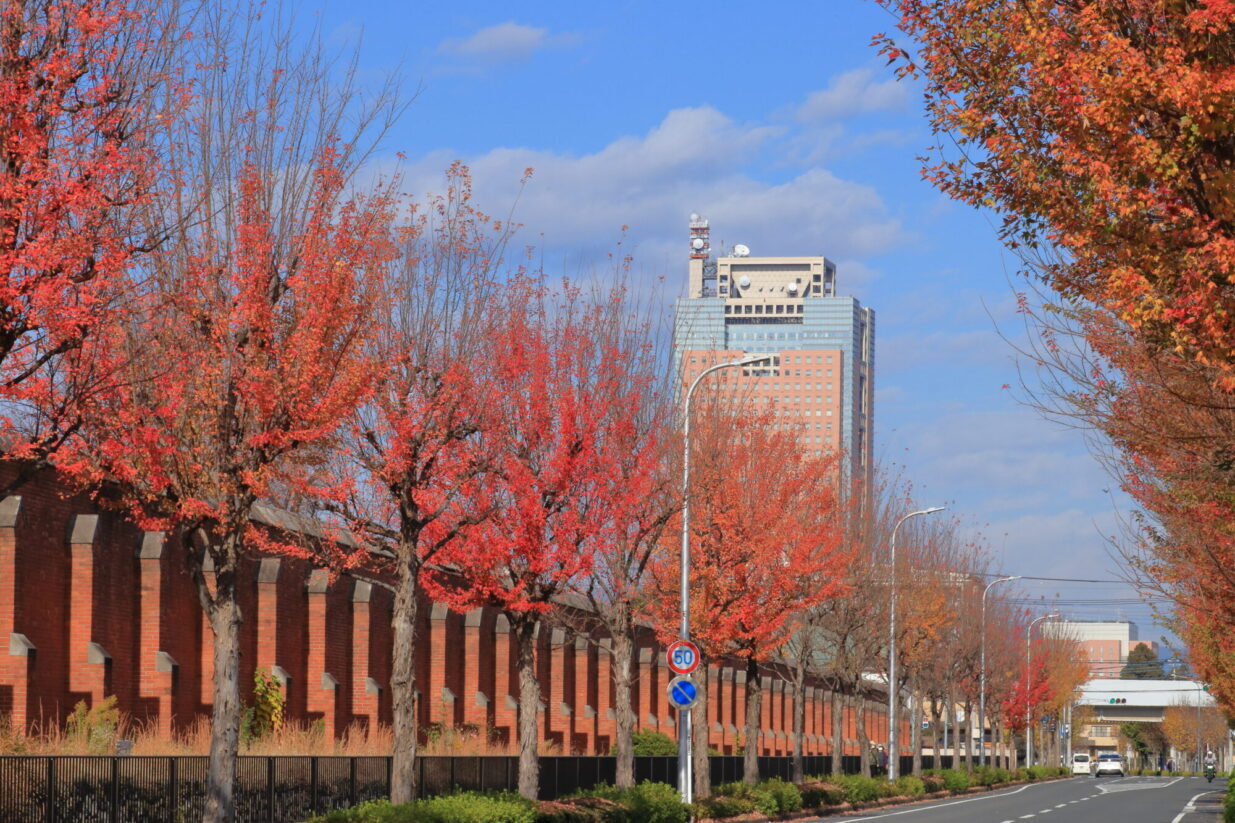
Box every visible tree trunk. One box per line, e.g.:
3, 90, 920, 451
611, 630, 636, 789
203, 585, 241, 823
910, 678, 922, 777
929, 700, 943, 769
791, 657, 806, 784
389, 547, 420, 804
743, 658, 761, 785
693, 662, 710, 799
963, 700, 973, 770
513, 615, 541, 800
856, 696, 870, 778
831, 688, 844, 777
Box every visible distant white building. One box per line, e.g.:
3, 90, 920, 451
1045, 620, 1159, 678
1074, 679, 1223, 768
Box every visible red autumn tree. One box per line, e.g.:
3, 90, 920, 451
63, 8, 401, 820
334, 164, 520, 803
429, 279, 650, 800
0, 0, 179, 485
1002, 654, 1052, 736
68, 151, 393, 823
651, 398, 849, 792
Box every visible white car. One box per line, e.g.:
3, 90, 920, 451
1094, 753, 1124, 776
1071, 753, 1092, 775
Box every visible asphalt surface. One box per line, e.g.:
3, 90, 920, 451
807, 776, 1227, 823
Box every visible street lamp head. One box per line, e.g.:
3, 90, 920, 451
735, 354, 772, 366
920, 506, 947, 515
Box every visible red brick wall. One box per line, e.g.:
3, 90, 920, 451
0, 467, 887, 755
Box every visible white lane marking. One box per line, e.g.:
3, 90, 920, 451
1038, 810, 1053, 814
1095, 776, 1184, 794
840, 783, 1038, 822
1055, 803, 1068, 808
1170, 791, 1215, 823
1019, 816, 1035, 819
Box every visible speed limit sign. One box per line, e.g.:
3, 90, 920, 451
666, 640, 701, 675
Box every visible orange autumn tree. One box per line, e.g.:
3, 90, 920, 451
875, 0, 1235, 717
0, 0, 180, 486
652, 399, 849, 793
876, 0, 1235, 385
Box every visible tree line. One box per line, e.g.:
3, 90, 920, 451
874, 0, 1235, 715
0, 1, 1083, 821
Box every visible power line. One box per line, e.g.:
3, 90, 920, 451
978, 571, 1132, 584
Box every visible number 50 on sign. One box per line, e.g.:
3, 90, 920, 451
666, 640, 700, 675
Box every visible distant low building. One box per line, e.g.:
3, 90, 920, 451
1045, 620, 1158, 678
1074, 679, 1222, 767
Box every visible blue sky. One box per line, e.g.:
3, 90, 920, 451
313, 1, 1169, 645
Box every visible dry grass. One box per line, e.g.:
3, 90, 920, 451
0, 713, 533, 756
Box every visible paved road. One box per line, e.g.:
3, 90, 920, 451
808, 776, 1227, 823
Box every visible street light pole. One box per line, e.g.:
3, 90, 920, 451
679, 353, 769, 803
1025, 612, 1059, 768
887, 505, 945, 781
979, 576, 1021, 767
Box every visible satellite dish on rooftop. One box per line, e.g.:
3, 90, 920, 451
733, 244, 751, 257
738, 275, 751, 289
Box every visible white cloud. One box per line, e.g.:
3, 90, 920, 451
797, 68, 909, 121
401, 107, 908, 278
438, 22, 574, 64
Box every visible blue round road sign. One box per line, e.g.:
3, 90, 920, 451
668, 676, 699, 709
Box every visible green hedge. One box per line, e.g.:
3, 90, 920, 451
629, 729, 678, 756
566, 782, 689, 823
315, 762, 1069, 823
311, 793, 537, 823
1224, 768, 1235, 823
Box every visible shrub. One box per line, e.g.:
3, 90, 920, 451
711, 782, 777, 816
895, 776, 926, 797
919, 774, 945, 793
940, 769, 970, 793
623, 782, 689, 823
837, 775, 885, 804
631, 729, 678, 756
1026, 765, 1051, 781
799, 781, 846, 807
760, 778, 803, 813
65, 695, 121, 754
535, 796, 624, 823
972, 766, 1010, 786
312, 792, 537, 823
693, 795, 755, 819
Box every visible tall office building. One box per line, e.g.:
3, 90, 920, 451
673, 214, 875, 476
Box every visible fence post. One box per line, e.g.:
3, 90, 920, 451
168, 757, 177, 823
349, 756, 358, 807
386, 756, 393, 800
310, 757, 319, 816
110, 757, 119, 823
266, 757, 276, 823
46, 758, 55, 823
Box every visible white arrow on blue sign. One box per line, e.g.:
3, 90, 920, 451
668, 676, 699, 710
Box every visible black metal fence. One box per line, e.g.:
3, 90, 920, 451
0, 753, 915, 823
